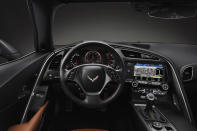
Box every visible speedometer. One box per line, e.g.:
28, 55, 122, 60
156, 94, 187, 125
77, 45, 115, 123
84, 51, 102, 64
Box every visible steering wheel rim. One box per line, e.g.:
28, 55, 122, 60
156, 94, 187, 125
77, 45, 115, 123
60, 41, 125, 108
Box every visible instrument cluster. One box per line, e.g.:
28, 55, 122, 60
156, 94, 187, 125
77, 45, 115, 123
65, 47, 120, 70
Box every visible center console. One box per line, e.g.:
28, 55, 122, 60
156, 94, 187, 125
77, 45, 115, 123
134, 103, 177, 131
125, 61, 177, 131
133, 92, 177, 131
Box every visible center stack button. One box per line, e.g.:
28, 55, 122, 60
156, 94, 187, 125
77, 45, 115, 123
132, 81, 139, 88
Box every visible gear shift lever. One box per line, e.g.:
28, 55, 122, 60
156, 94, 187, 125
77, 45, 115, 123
143, 93, 159, 121
145, 93, 155, 110
143, 93, 165, 123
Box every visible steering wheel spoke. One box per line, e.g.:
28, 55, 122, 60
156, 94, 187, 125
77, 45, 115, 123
84, 94, 102, 106
64, 68, 77, 81
64, 67, 86, 93
104, 66, 121, 82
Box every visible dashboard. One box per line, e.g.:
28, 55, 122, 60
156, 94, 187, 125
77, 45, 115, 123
40, 42, 197, 130
21, 42, 196, 131
44, 43, 171, 103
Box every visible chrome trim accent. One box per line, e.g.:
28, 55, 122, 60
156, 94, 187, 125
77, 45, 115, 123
21, 46, 72, 123
134, 104, 146, 107
21, 52, 54, 123
167, 61, 193, 123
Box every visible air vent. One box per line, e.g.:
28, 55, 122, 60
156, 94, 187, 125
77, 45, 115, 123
121, 50, 159, 60
49, 55, 63, 70
181, 66, 193, 82
121, 50, 141, 58
141, 54, 160, 61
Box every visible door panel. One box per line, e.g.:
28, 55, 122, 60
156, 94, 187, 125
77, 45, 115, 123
0, 52, 49, 130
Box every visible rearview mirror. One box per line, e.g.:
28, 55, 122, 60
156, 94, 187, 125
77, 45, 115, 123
148, 5, 197, 19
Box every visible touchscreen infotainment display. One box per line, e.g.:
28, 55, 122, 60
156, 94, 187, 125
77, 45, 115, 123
134, 64, 164, 79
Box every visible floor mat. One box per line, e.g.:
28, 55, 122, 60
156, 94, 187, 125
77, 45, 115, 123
45, 100, 136, 131
47, 109, 134, 131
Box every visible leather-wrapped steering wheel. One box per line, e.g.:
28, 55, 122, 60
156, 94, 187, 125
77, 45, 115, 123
60, 41, 125, 108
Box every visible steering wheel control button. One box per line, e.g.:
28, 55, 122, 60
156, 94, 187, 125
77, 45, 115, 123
106, 68, 118, 81
79, 93, 86, 99
67, 70, 76, 80
162, 84, 169, 91
152, 122, 163, 130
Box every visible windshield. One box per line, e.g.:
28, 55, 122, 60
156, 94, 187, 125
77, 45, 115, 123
53, 3, 197, 45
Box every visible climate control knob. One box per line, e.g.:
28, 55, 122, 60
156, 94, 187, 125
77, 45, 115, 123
162, 84, 169, 91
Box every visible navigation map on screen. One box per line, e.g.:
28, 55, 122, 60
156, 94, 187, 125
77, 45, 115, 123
134, 64, 164, 79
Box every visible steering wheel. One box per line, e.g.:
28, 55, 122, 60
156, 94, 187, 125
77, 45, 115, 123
60, 41, 125, 108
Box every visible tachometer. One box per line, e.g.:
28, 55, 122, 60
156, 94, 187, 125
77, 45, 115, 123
84, 51, 102, 64
70, 53, 80, 66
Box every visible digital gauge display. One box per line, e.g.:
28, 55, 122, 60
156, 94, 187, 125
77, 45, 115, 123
134, 64, 164, 79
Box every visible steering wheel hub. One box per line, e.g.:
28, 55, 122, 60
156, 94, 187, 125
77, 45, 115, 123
79, 66, 105, 93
